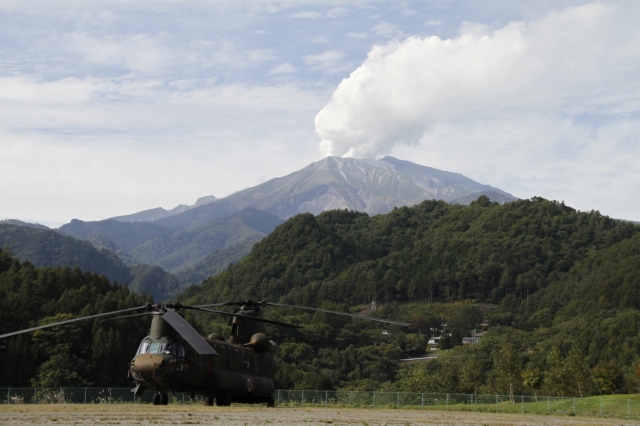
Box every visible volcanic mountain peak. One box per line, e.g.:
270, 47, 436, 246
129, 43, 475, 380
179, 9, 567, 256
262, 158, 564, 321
105, 156, 516, 231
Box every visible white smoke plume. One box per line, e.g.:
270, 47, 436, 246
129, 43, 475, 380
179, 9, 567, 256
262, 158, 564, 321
315, 3, 635, 159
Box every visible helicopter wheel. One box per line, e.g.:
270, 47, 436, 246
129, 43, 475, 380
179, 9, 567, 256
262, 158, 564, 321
206, 396, 214, 406
152, 393, 162, 406
216, 394, 231, 406
161, 393, 169, 405
267, 395, 275, 407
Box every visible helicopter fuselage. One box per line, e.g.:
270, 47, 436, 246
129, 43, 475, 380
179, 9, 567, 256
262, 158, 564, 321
129, 311, 277, 405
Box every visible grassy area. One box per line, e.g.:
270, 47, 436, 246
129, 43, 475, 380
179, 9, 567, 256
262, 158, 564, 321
4, 388, 640, 421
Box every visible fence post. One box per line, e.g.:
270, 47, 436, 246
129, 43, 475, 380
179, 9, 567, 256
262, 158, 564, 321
373, 391, 376, 408
547, 397, 550, 415
397, 392, 400, 408
600, 399, 603, 417
7, 387, 10, 404
422, 393, 424, 410
349, 391, 352, 407
33, 388, 37, 404
301, 390, 304, 405
628, 400, 631, 420
495, 394, 498, 413
446, 393, 449, 411
84, 387, 87, 404
278, 390, 280, 406
573, 398, 576, 416
521, 395, 524, 414
326, 390, 328, 405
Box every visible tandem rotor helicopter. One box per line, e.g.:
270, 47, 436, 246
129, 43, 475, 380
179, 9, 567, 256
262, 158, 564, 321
0, 300, 409, 406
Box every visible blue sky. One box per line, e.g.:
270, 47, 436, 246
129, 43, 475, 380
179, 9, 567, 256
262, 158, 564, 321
0, 0, 638, 226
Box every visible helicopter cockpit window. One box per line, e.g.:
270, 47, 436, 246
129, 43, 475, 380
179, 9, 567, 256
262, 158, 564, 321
148, 342, 161, 354
137, 337, 152, 354
160, 343, 175, 355
176, 344, 185, 358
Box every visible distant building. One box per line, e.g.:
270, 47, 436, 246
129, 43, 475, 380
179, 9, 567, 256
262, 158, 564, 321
399, 356, 439, 365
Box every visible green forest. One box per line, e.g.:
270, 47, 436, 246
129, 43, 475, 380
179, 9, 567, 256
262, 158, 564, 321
0, 249, 150, 387
0, 224, 180, 301
178, 197, 640, 396
2, 196, 640, 398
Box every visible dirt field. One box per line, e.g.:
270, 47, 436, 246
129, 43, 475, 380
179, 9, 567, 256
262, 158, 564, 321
1, 405, 639, 426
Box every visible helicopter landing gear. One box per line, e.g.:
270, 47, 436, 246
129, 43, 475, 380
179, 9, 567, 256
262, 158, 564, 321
215, 394, 231, 406
267, 395, 275, 407
153, 392, 169, 405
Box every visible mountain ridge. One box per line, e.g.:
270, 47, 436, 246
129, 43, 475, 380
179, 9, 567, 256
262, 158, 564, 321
151, 156, 517, 230
110, 195, 218, 223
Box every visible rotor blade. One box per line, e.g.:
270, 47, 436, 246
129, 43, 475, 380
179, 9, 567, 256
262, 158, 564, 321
265, 302, 411, 327
0, 305, 150, 339
193, 302, 235, 308
194, 300, 262, 309
186, 306, 302, 329
161, 310, 218, 356
100, 312, 152, 323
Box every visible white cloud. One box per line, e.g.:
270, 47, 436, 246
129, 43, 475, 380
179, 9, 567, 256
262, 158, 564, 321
315, 3, 639, 158
347, 32, 368, 39
401, 9, 417, 17
0, 76, 326, 223
303, 49, 347, 72
307, 36, 329, 43
291, 11, 323, 19
66, 32, 176, 74
392, 114, 640, 220
370, 21, 404, 38
290, 7, 347, 19
267, 62, 297, 75
64, 33, 277, 75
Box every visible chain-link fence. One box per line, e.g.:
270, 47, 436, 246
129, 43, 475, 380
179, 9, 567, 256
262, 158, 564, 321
1, 388, 639, 420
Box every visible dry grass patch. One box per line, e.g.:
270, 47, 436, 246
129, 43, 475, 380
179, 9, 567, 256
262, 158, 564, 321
1, 405, 639, 426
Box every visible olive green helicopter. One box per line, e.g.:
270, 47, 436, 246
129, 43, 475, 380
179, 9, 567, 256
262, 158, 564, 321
0, 300, 409, 407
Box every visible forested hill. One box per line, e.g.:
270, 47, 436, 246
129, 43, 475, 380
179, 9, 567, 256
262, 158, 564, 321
0, 224, 179, 301
0, 224, 131, 283
0, 248, 150, 387
176, 197, 640, 395
180, 196, 638, 306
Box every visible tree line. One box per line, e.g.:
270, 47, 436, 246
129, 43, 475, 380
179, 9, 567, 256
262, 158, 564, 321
0, 248, 150, 387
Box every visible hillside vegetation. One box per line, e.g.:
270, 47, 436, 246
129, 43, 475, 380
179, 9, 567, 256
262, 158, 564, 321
181, 197, 637, 305
57, 209, 283, 289
4, 197, 640, 394
0, 248, 150, 387
0, 224, 178, 301
179, 197, 640, 394
131, 208, 282, 272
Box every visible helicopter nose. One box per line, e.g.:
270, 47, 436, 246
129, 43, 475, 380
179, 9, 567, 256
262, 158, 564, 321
131, 354, 164, 378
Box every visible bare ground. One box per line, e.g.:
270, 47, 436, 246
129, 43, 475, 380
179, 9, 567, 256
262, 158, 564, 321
1, 405, 639, 426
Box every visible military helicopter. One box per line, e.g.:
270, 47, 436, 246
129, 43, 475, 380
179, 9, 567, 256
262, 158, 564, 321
0, 300, 409, 407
